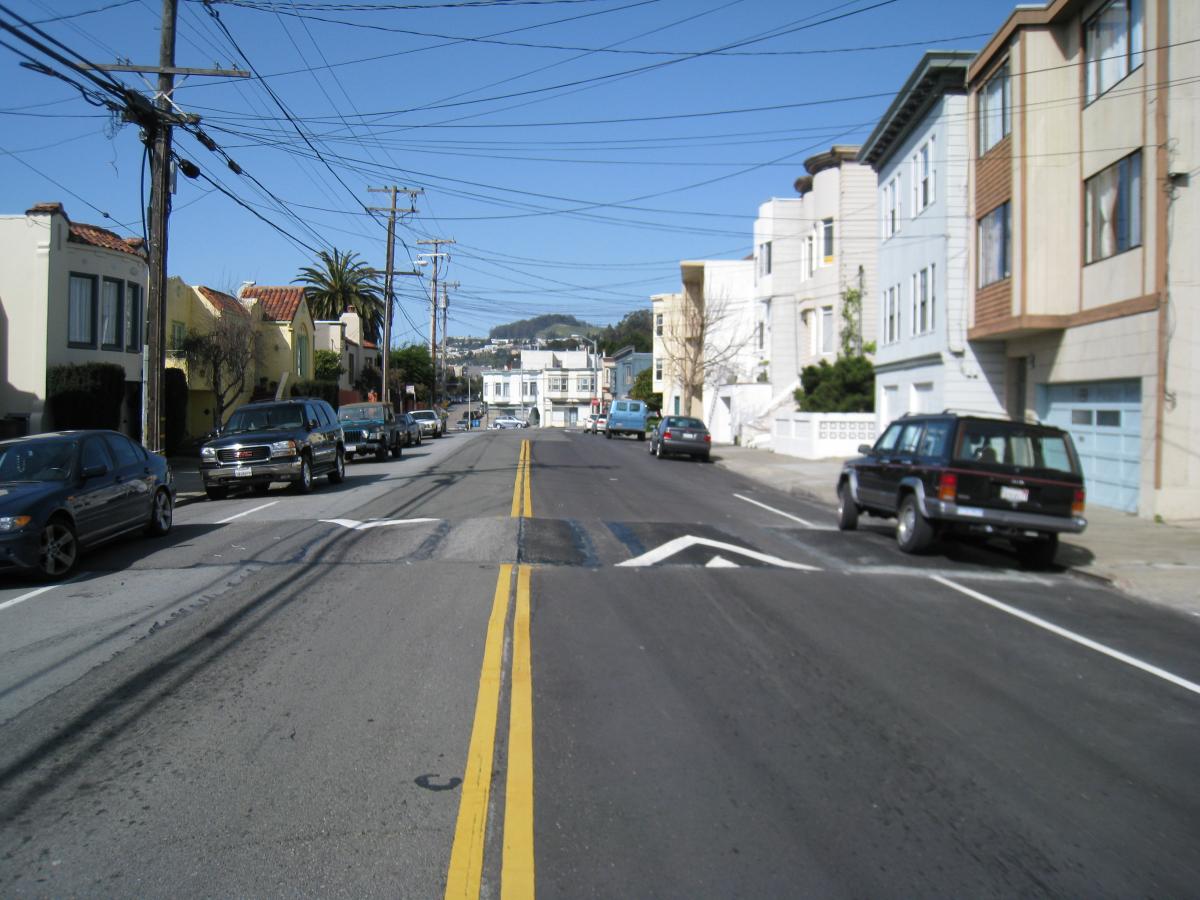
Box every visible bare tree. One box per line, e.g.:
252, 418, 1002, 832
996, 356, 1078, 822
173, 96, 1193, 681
658, 289, 754, 417
180, 314, 260, 430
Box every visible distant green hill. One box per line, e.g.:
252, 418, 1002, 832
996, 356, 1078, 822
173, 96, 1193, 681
490, 314, 599, 342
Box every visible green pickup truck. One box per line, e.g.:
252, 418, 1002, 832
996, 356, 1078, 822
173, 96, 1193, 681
336, 402, 403, 461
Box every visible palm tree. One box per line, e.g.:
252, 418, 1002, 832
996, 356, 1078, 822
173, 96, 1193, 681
294, 248, 385, 343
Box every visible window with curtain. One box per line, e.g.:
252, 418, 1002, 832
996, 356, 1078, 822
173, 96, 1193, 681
100, 278, 122, 349
820, 306, 834, 354
68, 273, 96, 346
978, 64, 1011, 154
124, 283, 142, 351
1086, 151, 1142, 262
822, 219, 834, 262
978, 203, 1011, 287
1085, 0, 1143, 103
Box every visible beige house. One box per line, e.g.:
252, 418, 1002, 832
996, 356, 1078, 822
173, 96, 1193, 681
651, 291, 693, 417
0, 202, 147, 438
314, 307, 381, 402
164, 277, 263, 436
966, 0, 1198, 517
238, 284, 316, 395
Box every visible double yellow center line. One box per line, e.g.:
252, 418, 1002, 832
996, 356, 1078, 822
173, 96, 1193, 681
446, 439, 535, 899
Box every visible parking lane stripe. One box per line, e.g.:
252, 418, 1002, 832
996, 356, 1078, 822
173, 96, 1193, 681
0, 584, 58, 613
932, 575, 1200, 697
510, 441, 526, 519
734, 493, 819, 528
502, 564, 535, 899
215, 501, 279, 525
445, 564, 513, 899
522, 440, 533, 520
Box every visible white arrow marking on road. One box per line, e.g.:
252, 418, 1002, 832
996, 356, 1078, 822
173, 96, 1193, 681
617, 535, 819, 570
706, 555, 739, 568
320, 517, 439, 531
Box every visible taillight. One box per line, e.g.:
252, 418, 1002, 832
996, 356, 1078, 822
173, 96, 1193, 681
663, 430, 672, 439
1072, 487, 1086, 517
938, 472, 957, 503
704, 434, 712, 443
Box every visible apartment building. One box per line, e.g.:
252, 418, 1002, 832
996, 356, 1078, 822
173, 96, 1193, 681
966, 0, 1198, 516
481, 349, 602, 427
860, 51, 1007, 426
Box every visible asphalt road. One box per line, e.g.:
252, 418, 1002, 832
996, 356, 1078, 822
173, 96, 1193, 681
0, 426, 1197, 897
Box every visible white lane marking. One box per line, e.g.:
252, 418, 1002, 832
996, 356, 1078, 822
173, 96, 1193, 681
618, 535, 819, 571
216, 501, 279, 524
847, 566, 1055, 585
0, 584, 58, 613
932, 575, 1200, 697
320, 517, 439, 531
706, 555, 739, 568
734, 493, 819, 528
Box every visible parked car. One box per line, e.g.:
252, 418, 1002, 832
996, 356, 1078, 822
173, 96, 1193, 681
397, 412, 423, 447
337, 402, 402, 461
605, 399, 648, 440
836, 412, 1087, 567
582, 414, 596, 432
200, 398, 345, 499
410, 409, 445, 439
588, 415, 607, 435
0, 430, 175, 579
490, 416, 527, 430
649, 416, 712, 461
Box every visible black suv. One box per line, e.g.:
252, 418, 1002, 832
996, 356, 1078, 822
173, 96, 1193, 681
200, 398, 345, 500
836, 413, 1087, 567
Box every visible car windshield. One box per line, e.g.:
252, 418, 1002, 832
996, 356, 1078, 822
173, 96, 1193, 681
954, 423, 1078, 474
225, 406, 305, 433
666, 417, 704, 429
339, 405, 384, 421
411, 411, 436, 421
0, 438, 78, 482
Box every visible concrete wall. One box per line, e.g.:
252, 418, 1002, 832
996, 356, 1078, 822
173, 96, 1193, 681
773, 412, 877, 459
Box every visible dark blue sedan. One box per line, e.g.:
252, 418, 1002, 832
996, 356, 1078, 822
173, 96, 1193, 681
0, 431, 175, 579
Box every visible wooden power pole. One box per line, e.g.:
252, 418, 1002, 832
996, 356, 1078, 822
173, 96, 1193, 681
367, 186, 422, 404
416, 238, 454, 405
440, 281, 459, 397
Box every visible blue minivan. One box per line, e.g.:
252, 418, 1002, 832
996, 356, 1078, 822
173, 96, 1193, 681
605, 399, 648, 440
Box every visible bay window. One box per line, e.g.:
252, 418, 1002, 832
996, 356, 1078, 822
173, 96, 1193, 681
1085, 151, 1142, 262
978, 203, 1011, 287
1085, 0, 1143, 103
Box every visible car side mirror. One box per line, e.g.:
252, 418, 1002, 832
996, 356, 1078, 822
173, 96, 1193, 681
81, 463, 108, 479
308, 419, 318, 431
858, 443, 874, 455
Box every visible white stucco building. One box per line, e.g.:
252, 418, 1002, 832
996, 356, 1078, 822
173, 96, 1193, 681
859, 51, 1007, 429
481, 349, 602, 427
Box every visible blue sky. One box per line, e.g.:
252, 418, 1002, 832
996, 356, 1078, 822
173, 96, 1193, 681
0, 0, 1021, 341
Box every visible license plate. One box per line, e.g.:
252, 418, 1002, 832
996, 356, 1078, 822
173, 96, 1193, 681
1000, 485, 1029, 503
682, 433, 696, 440
345, 443, 357, 453
234, 466, 252, 478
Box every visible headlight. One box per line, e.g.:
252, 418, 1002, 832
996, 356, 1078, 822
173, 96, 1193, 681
367, 431, 381, 440
200, 446, 216, 460
0, 515, 32, 532
270, 440, 298, 457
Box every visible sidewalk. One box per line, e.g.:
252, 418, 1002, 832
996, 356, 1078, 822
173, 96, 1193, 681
713, 444, 1200, 618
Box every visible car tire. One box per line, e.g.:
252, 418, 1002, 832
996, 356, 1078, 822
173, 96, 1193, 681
294, 454, 314, 493
836, 482, 860, 531
605, 429, 612, 440
328, 449, 346, 485
896, 494, 934, 554
144, 488, 174, 536
205, 485, 228, 501
391, 440, 402, 459
655, 442, 665, 459
375, 445, 388, 462
37, 515, 78, 580
1017, 534, 1058, 570
638, 432, 645, 441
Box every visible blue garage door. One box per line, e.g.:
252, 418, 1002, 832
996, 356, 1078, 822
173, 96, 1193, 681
1037, 379, 1141, 512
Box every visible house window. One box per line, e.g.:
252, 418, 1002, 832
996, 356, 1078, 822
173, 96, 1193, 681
806, 234, 816, 277
578, 375, 595, 394
758, 241, 772, 277
978, 63, 1011, 154
68, 273, 97, 347
655, 313, 663, 336
883, 177, 900, 238
169, 320, 187, 353
655, 358, 663, 380
548, 375, 567, 392
756, 321, 764, 351
913, 138, 934, 214
913, 265, 935, 335
296, 333, 309, 376
124, 283, 142, 351
348, 354, 355, 382
822, 218, 834, 263
1086, 0, 1143, 103
100, 278, 123, 350
820, 306, 834, 355
882, 286, 899, 345
1085, 151, 1142, 263
978, 202, 1011, 287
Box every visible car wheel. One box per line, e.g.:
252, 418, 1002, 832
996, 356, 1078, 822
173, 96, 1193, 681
1016, 534, 1058, 570
328, 449, 346, 485
638, 431, 645, 441
391, 440, 402, 458
38, 516, 78, 580
205, 485, 228, 501
605, 429, 612, 440
836, 482, 860, 531
294, 454, 314, 493
655, 442, 665, 459
144, 488, 174, 537
896, 494, 934, 553
375, 444, 388, 462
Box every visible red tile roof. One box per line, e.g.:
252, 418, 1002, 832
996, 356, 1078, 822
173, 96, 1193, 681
197, 286, 250, 318
240, 285, 306, 322
25, 201, 145, 258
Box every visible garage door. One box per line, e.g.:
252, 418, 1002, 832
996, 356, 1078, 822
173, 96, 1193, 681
1037, 379, 1141, 512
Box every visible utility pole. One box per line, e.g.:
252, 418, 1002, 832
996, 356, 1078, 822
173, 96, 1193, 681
440, 280, 459, 400
416, 238, 454, 406
367, 186, 422, 405
83, 0, 246, 451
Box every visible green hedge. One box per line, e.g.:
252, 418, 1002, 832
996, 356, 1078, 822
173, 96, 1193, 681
46, 362, 126, 430
291, 379, 341, 409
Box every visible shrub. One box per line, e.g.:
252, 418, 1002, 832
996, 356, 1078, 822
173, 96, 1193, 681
46, 362, 126, 430
291, 379, 341, 409
794, 356, 875, 413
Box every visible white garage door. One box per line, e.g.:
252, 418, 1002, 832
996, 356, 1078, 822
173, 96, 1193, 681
1038, 379, 1141, 513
